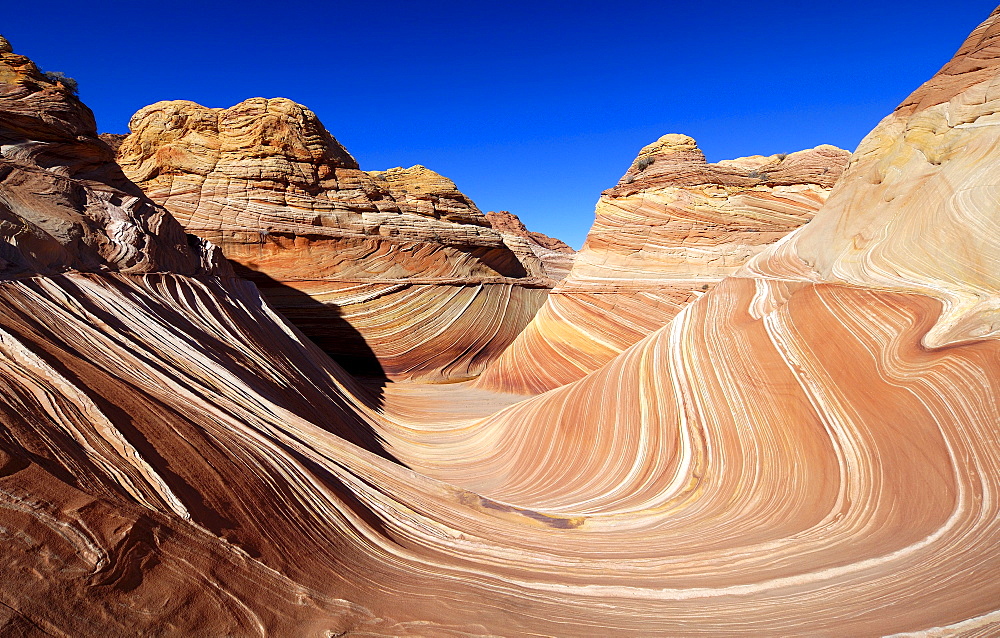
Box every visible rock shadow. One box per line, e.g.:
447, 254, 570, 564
232, 264, 388, 411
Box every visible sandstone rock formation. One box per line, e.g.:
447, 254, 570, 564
376, 11, 1000, 633
485, 209, 576, 280
0, 51, 226, 278
362, 167, 576, 280
3, 7, 1000, 635
116, 98, 552, 380
476, 136, 850, 394
0, 39, 409, 635
97, 132, 126, 153
366, 164, 488, 226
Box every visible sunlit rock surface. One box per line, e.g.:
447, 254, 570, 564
0, 41, 418, 635
2, 8, 1000, 635
117, 98, 552, 380
476, 135, 849, 394
0, 52, 225, 278
485, 210, 576, 281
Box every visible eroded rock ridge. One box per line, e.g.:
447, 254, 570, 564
477, 135, 850, 393
117, 98, 558, 380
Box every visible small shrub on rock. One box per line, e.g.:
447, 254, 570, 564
42, 71, 78, 95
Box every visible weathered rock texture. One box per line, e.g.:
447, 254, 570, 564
0, 39, 414, 636
97, 132, 126, 153
3, 8, 1000, 636
366, 164, 487, 226
0, 51, 226, 278
476, 136, 850, 394
485, 210, 576, 280
117, 99, 551, 380
383, 11, 1000, 633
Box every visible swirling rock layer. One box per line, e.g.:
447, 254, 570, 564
117, 100, 552, 380
0, 48, 224, 278
476, 136, 849, 394
3, 9, 1000, 636
262, 278, 547, 379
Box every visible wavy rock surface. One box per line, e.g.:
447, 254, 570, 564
3, 9, 1000, 636
476, 136, 849, 394
384, 11, 1000, 632
0, 41, 420, 635
117, 99, 550, 380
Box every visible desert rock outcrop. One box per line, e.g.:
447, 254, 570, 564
97, 132, 126, 153
485, 209, 576, 280
117, 98, 552, 380
2, 7, 1000, 635
476, 136, 849, 394
0, 51, 225, 278
384, 10, 1000, 633
0, 39, 412, 635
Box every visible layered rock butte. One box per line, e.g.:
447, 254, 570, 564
2, 7, 1000, 635
116, 100, 570, 381
476, 136, 850, 393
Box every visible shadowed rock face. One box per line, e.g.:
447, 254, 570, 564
97, 132, 126, 153
485, 210, 576, 281
2, 7, 1000, 635
117, 98, 554, 380
0, 39, 452, 635
0, 48, 226, 277
476, 136, 850, 394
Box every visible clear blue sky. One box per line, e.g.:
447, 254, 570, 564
4, 1, 997, 248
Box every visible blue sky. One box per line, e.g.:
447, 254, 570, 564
4, 1, 997, 248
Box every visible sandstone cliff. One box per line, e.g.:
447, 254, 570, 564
117, 98, 554, 380
0, 45, 226, 278
476, 136, 850, 394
